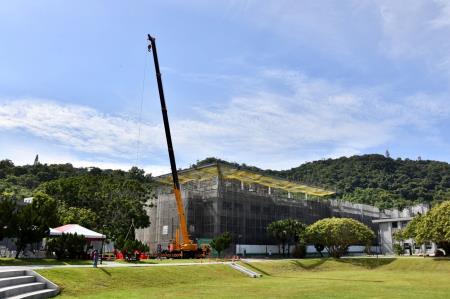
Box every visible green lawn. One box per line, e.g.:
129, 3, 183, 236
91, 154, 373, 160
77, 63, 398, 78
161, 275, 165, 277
0, 258, 92, 266
0, 257, 222, 266
115, 258, 227, 264
36, 257, 450, 298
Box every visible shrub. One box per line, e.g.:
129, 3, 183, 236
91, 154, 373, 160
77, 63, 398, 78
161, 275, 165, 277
210, 232, 232, 257
393, 243, 404, 255
306, 218, 374, 258
115, 238, 149, 253
115, 238, 149, 261
47, 233, 86, 259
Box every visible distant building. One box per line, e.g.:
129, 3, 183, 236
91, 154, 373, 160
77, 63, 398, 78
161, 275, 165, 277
23, 197, 33, 204
136, 163, 394, 255
372, 204, 436, 255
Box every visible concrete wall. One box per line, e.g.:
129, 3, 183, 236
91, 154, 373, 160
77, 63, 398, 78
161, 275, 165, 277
379, 222, 394, 254
378, 219, 437, 255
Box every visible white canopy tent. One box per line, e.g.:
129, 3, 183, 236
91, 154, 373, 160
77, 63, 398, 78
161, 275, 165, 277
49, 224, 106, 240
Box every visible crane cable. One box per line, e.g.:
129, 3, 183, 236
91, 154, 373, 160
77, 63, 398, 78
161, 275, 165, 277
135, 54, 148, 167
124, 218, 135, 241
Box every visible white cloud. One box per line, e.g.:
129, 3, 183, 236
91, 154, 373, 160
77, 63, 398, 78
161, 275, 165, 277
210, 0, 450, 77
428, 0, 450, 29
188, 69, 449, 167
0, 98, 167, 159
1, 68, 448, 170
366, 1, 450, 74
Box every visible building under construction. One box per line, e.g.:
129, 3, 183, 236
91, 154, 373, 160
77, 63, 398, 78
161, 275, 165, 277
136, 162, 387, 254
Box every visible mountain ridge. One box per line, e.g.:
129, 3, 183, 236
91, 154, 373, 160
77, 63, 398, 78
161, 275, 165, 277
194, 154, 450, 209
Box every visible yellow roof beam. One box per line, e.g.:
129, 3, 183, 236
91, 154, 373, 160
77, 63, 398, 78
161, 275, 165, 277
157, 164, 335, 197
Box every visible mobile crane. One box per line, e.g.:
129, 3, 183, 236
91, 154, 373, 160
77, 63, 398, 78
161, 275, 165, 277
147, 35, 209, 258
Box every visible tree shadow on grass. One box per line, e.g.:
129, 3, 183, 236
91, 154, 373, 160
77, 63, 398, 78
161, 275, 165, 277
290, 258, 328, 270
301, 277, 384, 283
99, 267, 112, 276
119, 260, 157, 265
240, 261, 272, 276
335, 258, 395, 269
432, 257, 450, 262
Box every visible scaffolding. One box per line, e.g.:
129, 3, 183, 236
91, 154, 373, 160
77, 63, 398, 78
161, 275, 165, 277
136, 163, 384, 252
157, 163, 335, 197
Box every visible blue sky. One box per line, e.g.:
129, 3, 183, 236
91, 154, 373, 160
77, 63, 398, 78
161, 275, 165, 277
0, 0, 449, 174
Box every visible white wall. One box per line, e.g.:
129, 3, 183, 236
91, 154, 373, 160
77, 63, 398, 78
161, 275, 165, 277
235, 244, 375, 255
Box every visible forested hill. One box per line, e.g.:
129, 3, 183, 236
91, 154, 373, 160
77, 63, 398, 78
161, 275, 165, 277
2, 154, 449, 211
0, 159, 154, 239
195, 155, 450, 209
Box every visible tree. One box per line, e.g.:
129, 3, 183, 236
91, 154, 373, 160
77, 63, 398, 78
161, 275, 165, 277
267, 219, 306, 256
115, 238, 149, 261
424, 201, 450, 246
40, 171, 151, 241
57, 202, 98, 228
13, 192, 58, 258
314, 244, 325, 257
403, 201, 450, 255
267, 220, 288, 255
0, 194, 18, 240
210, 232, 232, 258
47, 233, 86, 259
342, 188, 409, 210
306, 218, 374, 258
402, 214, 424, 242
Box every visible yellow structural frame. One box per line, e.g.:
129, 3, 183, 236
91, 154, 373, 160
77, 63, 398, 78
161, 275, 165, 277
157, 164, 335, 197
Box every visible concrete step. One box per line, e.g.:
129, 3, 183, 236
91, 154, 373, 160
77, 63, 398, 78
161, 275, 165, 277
7, 288, 59, 299
229, 263, 262, 278
0, 271, 25, 279
0, 282, 45, 298
0, 276, 35, 288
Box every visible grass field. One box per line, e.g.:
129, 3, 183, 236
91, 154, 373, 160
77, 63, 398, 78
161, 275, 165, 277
114, 258, 226, 264
36, 257, 450, 298
0, 258, 222, 266
0, 258, 92, 266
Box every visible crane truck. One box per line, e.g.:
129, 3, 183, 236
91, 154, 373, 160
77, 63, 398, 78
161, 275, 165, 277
147, 35, 209, 258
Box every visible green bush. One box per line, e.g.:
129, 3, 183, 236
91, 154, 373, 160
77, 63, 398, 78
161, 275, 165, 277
393, 243, 404, 255
403, 200, 450, 256
306, 218, 374, 258
115, 238, 149, 253
210, 232, 232, 257
115, 238, 149, 261
47, 233, 86, 259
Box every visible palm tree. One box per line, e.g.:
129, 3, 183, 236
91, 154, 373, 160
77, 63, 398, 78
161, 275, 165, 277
268, 219, 306, 256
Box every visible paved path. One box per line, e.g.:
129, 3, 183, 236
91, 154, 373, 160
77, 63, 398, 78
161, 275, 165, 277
0, 260, 234, 271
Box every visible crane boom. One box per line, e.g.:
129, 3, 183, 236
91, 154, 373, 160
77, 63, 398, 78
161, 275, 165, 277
147, 35, 194, 251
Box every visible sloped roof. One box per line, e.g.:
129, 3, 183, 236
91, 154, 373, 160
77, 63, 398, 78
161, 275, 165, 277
49, 224, 106, 240
157, 163, 335, 197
